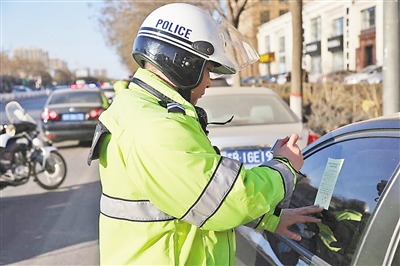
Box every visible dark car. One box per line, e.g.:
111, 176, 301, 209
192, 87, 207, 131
236, 112, 400, 266
41, 88, 109, 145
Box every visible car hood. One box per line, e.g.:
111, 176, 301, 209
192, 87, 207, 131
207, 122, 309, 151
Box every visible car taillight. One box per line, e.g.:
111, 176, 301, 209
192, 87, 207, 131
307, 130, 319, 145
89, 108, 105, 119
41, 109, 59, 121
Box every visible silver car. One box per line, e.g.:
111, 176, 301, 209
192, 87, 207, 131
197, 86, 319, 168
235, 112, 400, 266
343, 65, 382, 84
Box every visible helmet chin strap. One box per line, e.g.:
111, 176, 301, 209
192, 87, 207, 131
178, 88, 192, 103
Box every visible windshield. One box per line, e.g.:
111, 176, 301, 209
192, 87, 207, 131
197, 94, 299, 127
50, 91, 102, 104
5, 101, 36, 124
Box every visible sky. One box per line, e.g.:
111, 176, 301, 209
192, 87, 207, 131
1, 0, 131, 80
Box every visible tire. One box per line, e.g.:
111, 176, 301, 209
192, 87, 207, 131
33, 151, 67, 190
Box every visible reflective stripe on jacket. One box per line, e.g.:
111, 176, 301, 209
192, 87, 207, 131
97, 68, 298, 265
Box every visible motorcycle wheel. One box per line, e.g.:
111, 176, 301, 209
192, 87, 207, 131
33, 151, 67, 190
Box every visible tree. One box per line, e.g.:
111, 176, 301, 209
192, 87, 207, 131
96, 0, 257, 87
54, 69, 73, 85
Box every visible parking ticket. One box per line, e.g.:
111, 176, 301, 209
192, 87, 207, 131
314, 157, 344, 209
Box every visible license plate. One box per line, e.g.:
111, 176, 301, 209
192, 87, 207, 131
62, 113, 85, 121
225, 148, 272, 165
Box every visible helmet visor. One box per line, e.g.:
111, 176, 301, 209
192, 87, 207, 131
211, 18, 260, 79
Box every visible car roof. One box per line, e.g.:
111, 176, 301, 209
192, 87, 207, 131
50, 88, 101, 94
303, 112, 400, 154
204, 86, 278, 96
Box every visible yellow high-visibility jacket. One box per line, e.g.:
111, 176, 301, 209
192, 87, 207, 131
96, 68, 298, 265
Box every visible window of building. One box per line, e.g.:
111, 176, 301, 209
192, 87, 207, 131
261, 11, 270, 24
279, 10, 288, 16
333, 51, 344, 71
332, 17, 344, 36
311, 17, 321, 42
279, 37, 286, 73
279, 37, 285, 52
361, 7, 375, 30
265, 36, 271, 53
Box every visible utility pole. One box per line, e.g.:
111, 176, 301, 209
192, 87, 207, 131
289, 0, 303, 120
383, 0, 400, 115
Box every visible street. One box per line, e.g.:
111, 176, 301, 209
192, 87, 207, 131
0, 96, 264, 265
0, 140, 101, 265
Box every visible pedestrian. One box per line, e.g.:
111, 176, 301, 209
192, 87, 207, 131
88, 3, 323, 265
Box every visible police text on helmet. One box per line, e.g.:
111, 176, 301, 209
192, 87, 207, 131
155, 19, 192, 39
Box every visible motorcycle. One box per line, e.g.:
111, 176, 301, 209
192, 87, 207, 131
0, 101, 67, 190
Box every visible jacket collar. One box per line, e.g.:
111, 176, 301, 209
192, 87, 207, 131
131, 68, 196, 117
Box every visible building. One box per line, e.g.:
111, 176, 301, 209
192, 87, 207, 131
92, 68, 107, 78
48, 58, 68, 70
239, 0, 290, 78
257, 0, 383, 81
75, 68, 90, 78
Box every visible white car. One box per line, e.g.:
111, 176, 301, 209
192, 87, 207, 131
196, 86, 319, 168
343, 65, 382, 84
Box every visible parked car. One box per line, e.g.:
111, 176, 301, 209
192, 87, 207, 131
276, 71, 309, 84
101, 85, 116, 102
40, 88, 109, 145
343, 65, 382, 84
241, 76, 262, 86
11, 85, 32, 93
364, 68, 383, 84
317, 70, 355, 83
268, 74, 280, 84
196, 86, 319, 169
236, 112, 400, 266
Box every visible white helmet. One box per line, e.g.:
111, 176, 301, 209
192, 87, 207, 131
132, 3, 259, 91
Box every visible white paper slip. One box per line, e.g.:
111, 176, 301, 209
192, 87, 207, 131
314, 157, 344, 209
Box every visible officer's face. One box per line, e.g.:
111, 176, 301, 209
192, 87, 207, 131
190, 62, 214, 105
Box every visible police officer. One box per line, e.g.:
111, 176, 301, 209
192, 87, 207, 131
113, 80, 129, 94
88, 3, 322, 265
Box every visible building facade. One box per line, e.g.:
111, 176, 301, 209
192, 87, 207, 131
239, 0, 290, 78
257, 0, 383, 81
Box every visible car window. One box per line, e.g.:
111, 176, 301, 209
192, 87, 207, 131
198, 94, 298, 126
265, 136, 400, 266
50, 91, 102, 104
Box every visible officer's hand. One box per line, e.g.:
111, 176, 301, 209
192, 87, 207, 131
275, 205, 323, 241
274, 134, 304, 171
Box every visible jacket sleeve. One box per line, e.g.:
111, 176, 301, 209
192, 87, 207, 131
120, 111, 297, 232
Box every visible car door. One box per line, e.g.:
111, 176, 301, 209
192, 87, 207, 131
263, 132, 400, 266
